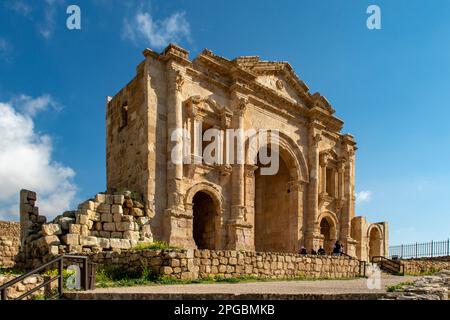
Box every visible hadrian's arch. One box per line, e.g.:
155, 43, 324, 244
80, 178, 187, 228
185, 182, 223, 250
246, 131, 309, 253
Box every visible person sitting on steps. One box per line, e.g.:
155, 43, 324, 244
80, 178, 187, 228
299, 246, 307, 255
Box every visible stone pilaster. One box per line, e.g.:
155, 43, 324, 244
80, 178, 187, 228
305, 122, 324, 250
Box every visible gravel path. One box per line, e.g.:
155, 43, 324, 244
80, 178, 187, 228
88, 274, 418, 295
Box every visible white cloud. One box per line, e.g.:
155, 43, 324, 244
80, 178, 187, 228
5, 0, 32, 17
12, 94, 60, 116
5, 0, 63, 39
355, 190, 372, 204
0, 96, 77, 221
0, 37, 12, 62
123, 10, 191, 49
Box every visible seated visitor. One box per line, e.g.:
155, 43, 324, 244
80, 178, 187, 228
333, 241, 341, 255
300, 246, 307, 255
310, 248, 317, 255
318, 246, 326, 255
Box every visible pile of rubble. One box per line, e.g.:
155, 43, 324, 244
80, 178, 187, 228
20, 190, 153, 268
384, 270, 449, 300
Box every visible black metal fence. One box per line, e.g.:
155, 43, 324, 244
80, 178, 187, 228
389, 239, 450, 259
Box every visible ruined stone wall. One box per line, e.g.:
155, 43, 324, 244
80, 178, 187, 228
402, 257, 450, 275
20, 190, 153, 269
90, 249, 362, 280
0, 221, 21, 267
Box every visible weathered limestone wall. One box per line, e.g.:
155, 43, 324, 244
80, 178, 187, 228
0, 221, 21, 268
402, 257, 450, 275
19, 190, 153, 269
90, 249, 362, 280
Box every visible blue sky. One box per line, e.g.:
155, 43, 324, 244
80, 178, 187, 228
0, 0, 449, 245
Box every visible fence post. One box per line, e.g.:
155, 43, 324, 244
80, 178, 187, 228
415, 242, 418, 258
400, 244, 403, 258
58, 258, 63, 297
447, 239, 450, 256
431, 240, 434, 258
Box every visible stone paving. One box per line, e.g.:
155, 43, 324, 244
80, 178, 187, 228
66, 274, 419, 300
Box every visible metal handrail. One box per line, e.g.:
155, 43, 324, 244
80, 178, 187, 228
371, 256, 404, 275
0, 254, 89, 300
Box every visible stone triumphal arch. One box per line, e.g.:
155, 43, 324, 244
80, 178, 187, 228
105, 44, 388, 261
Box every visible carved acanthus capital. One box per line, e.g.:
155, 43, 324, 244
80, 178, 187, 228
337, 158, 347, 173
287, 180, 306, 192
319, 153, 330, 166
175, 70, 184, 93
311, 133, 322, 147
219, 164, 232, 176
233, 97, 248, 117
244, 164, 258, 178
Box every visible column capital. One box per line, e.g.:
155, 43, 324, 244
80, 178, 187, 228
244, 164, 258, 177
287, 180, 306, 192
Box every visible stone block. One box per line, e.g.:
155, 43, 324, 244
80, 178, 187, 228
38, 235, 60, 247
62, 234, 79, 246
97, 203, 111, 214
161, 266, 173, 275
98, 238, 110, 249
79, 200, 95, 211
124, 199, 133, 208
111, 232, 123, 238
76, 214, 89, 225
80, 225, 89, 236
99, 231, 111, 238
113, 195, 125, 205
116, 221, 134, 232
80, 236, 98, 247
95, 193, 106, 203
101, 213, 113, 223
42, 224, 62, 236
110, 238, 131, 249
131, 208, 144, 217
111, 205, 123, 214
103, 222, 116, 232
113, 213, 122, 223
123, 231, 140, 241
95, 222, 103, 231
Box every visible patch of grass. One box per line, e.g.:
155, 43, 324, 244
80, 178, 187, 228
133, 241, 181, 251
405, 267, 439, 276
0, 267, 25, 276
96, 266, 160, 288
386, 281, 415, 292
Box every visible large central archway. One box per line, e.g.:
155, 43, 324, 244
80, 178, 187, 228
254, 149, 293, 253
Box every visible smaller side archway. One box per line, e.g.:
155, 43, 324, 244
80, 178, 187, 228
185, 182, 223, 250
317, 212, 338, 254
368, 225, 383, 260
